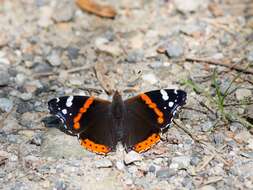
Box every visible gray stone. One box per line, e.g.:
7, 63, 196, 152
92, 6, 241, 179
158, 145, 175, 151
54, 180, 67, 190
7, 134, 20, 143
0, 71, 10, 86
33, 62, 52, 73
201, 121, 213, 132
180, 23, 203, 36
165, 41, 184, 58
52, 0, 75, 22
124, 151, 142, 164
229, 122, 244, 132
126, 50, 144, 63
11, 182, 28, 190
190, 156, 201, 166
31, 133, 43, 146
41, 128, 91, 158
156, 168, 176, 179
235, 88, 252, 100
47, 50, 61, 66
170, 156, 191, 170
0, 171, 6, 178
245, 105, 253, 120
0, 98, 13, 112
17, 102, 33, 114
67, 47, 79, 60
247, 50, 253, 62
94, 158, 113, 168
182, 176, 193, 189
219, 79, 236, 96
19, 92, 33, 101
149, 61, 163, 69
148, 165, 156, 173
213, 133, 224, 145
35, 0, 45, 7
15, 73, 27, 86
220, 34, 232, 46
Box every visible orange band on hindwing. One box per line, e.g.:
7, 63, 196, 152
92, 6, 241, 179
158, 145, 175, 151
73, 97, 94, 130
133, 133, 160, 153
140, 93, 164, 124
80, 139, 110, 154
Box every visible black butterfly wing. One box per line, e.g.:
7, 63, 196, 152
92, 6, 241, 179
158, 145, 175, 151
144, 89, 187, 130
123, 89, 187, 153
48, 96, 116, 154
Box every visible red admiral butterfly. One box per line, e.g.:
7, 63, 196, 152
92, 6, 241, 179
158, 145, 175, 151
48, 89, 187, 154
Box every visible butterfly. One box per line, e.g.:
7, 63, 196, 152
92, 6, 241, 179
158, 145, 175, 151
47, 89, 187, 154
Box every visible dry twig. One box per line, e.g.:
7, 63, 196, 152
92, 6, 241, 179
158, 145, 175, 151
186, 57, 253, 75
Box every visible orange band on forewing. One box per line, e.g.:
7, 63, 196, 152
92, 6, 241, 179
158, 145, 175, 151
73, 97, 94, 130
80, 138, 110, 154
133, 133, 160, 153
140, 93, 164, 124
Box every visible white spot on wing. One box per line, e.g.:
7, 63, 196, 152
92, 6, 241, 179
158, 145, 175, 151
66, 96, 74, 107
56, 98, 60, 102
160, 89, 169, 100
164, 106, 167, 109
174, 89, 178, 94
62, 109, 67, 114
168, 102, 174, 107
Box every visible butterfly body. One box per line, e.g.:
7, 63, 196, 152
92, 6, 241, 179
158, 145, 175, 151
48, 89, 187, 154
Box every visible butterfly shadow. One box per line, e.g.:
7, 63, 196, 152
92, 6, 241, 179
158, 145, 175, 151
41, 116, 76, 136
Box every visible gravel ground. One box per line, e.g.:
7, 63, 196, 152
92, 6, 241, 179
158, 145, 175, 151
0, 0, 253, 189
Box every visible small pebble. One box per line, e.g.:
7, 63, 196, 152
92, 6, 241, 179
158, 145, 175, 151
124, 151, 142, 164
174, 0, 206, 13
0, 98, 13, 112
213, 133, 224, 145
148, 165, 156, 173
142, 73, 158, 84
31, 133, 43, 146
229, 122, 244, 132
165, 41, 184, 58
190, 156, 201, 166
54, 180, 67, 190
52, 0, 75, 22
38, 6, 53, 27
126, 50, 144, 63
0, 71, 10, 86
170, 156, 191, 170
201, 121, 213, 132
116, 161, 125, 171
247, 50, 253, 62
156, 168, 176, 179
94, 158, 113, 168
15, 73, 27, 86
67, 47, 79, 60
47, 50, 62, 66
235, 88, 252, 100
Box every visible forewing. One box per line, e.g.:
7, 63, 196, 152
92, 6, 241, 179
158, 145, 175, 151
48, 96, 116, 154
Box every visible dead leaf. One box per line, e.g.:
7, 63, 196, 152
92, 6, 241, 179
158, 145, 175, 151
76, 0, 117, 18
94, 62, 114, 94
